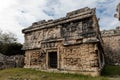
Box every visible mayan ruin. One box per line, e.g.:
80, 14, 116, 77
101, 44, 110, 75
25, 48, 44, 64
22, 7, 105, 76
1, 0, 120, 80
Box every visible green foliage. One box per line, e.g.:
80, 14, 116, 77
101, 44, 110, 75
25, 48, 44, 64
0, 43, 24, 56
0, 30, 24, 55
101, 65, 120, 76
0, 68, 108, 80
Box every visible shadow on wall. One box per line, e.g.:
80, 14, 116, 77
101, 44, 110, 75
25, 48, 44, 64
104, 44, 120, 65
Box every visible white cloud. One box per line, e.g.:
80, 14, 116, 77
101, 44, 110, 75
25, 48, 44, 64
0, 0, 120, 43
0, 0, 23, 42
96, 0, 120, 30
0, 0, 52, 43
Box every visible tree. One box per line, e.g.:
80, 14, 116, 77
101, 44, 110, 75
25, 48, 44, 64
0, 29, 24, 56
0, 43, 24, 56
0, 32, 17, 43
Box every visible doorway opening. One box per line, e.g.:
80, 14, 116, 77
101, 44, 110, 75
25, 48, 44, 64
48, 52, 57, 68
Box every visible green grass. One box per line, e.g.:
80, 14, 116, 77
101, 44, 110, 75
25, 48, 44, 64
101, 65, 120, 76
0, 68, 108, 80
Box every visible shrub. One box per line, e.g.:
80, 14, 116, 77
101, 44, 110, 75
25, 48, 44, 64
0, 43, 24, 56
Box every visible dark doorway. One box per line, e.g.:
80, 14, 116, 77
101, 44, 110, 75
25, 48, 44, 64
48, 52, 57, 68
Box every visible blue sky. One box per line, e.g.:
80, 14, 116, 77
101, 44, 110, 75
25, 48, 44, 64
0, 0, 120, 43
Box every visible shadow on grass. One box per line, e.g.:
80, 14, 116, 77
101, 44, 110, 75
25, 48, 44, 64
101, 65, 120, 77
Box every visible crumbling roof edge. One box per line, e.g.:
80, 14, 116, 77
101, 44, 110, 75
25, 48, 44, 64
22, 7, 96, 33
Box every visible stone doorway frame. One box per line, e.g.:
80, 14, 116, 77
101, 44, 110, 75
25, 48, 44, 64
46, 48, 59, 69
48, 51, 57, 68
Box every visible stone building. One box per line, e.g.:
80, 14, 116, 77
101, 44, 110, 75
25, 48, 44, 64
22, 7, 104, 76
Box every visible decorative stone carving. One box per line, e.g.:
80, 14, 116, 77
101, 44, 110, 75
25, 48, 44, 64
41, 42, 57, 48
44, 28, 61, 40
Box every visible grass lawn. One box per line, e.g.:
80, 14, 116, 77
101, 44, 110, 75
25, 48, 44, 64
0, 68, 108, 80
101, 65, 120, 76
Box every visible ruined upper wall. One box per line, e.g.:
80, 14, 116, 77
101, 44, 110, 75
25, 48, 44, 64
22, 7, 96, 33
101, 27, 120, 37
115, 3, 120, 21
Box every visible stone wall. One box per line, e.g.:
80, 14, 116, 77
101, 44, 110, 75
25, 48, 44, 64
101, 28, 120, 65
22, 7, 104, 76
60, 44, 102, 72
24, 43, 104, 76
102, 3, 120, 65
0, 53, 24, 69
24, 49, 46, 69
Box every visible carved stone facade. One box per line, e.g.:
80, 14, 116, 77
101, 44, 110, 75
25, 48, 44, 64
101, 27, 120, 65
22, 7, 104, 76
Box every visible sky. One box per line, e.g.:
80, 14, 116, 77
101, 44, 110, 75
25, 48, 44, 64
0, 0, 120, 43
